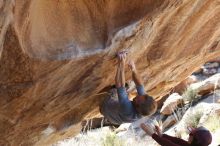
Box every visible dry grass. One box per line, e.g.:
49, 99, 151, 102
54, 127, 157, 146
184, 108, 203, 128
204, 114, 220, 133
101, 131, 124, 146
214, 130, 220, 144
182, 87, 199, 104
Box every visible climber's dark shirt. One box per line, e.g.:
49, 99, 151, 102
100, 85, 145, 125
152, 134, 190, 146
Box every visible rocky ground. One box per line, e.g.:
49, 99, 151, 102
54, 60, 220, 146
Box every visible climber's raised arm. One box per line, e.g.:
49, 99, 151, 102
115, 51, 133, 114
128, 61, 146, 96
128, 61, 143, 86
115, 52, 126, 88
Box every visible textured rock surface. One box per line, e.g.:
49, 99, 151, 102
172, 75, 198, 94
160, 93, 183, 115
190, 73, 220, 95
0, 0, 220, 145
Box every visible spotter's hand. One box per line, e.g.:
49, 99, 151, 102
140, 123, 155, 136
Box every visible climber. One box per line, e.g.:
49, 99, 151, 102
99, 51, 157, 126
140, 123, 212, 146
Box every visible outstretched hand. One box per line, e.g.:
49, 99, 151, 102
155, 125, 162, 137
140, 123, 155, 136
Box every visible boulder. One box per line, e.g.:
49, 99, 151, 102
203, 62, 219, 69
207, 57, 220, 63
193, 67, 203, 75
216, 108, 220, 115
203, 68, 218, 76
160, 93, 183, 115
218, 68, 220, 73
172, 75, 199, 94
0, 0, 220, 145
190, 73, 220, 95
162, 115, 177, 130
127, 117, 159, 138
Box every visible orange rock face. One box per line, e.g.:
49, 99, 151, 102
0, 0, 220, 145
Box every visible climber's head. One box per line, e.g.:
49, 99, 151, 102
187, 126, 212, 146
133, 94, 157, 116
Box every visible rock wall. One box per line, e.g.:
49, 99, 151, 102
14, 0, 164, 60
0, 0, 220, 145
